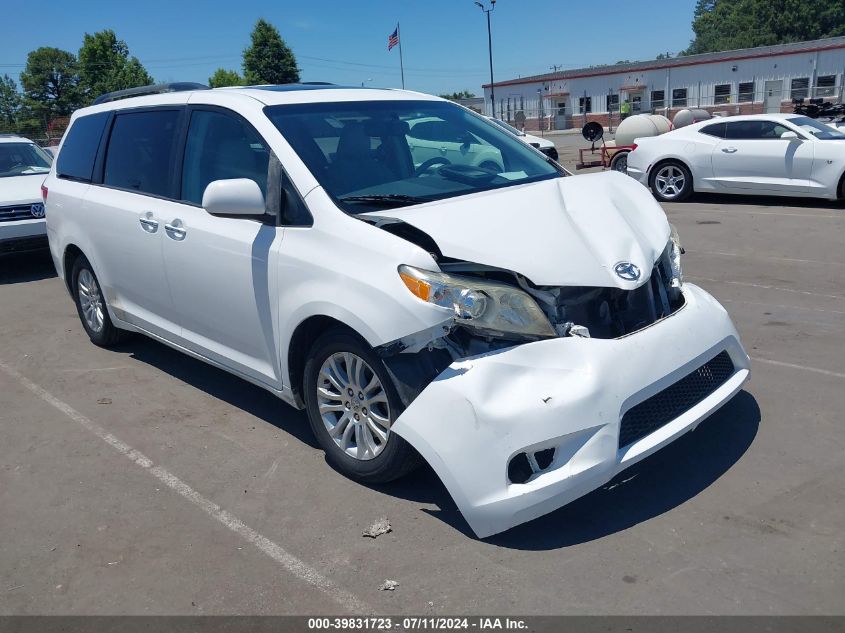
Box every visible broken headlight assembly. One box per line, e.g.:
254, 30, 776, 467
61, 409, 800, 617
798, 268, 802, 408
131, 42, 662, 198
398, 265, 556, 339
668, 224, 684, 287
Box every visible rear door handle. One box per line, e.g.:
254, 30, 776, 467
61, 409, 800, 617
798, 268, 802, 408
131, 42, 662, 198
721, 147, 738, 153
139, 213, 159, 233
164, 219, 186, 241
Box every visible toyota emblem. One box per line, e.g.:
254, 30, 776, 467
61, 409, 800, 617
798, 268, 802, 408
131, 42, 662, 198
614, 261, 641, 281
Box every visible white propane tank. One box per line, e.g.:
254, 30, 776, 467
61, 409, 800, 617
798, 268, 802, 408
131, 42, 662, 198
673, 108, 712, 128
614, 113, 672, 145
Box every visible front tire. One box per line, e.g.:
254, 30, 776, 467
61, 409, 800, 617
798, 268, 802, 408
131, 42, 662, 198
649, 161, 693, 202
71, 255, 124, 347
303, 329, 419, 483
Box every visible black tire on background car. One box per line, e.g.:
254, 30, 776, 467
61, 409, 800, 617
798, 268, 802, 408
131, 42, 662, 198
71, 255, 125, 347
303, 328, 419, 483
649, 160, 693, 202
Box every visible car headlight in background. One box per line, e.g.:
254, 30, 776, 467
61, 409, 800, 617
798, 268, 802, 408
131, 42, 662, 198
668, 224, 684, 287
398, 265, 556, 339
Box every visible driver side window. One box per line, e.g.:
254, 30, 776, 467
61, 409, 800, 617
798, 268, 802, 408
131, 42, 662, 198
181, 109, 270, 205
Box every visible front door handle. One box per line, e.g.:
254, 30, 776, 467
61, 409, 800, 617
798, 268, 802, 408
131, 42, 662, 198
164, 219, 186, 241
721, 147, 738, 153
139, 213, 159, 233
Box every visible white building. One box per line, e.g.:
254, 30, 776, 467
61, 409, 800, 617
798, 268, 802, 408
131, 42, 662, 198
483, 36, 845, 130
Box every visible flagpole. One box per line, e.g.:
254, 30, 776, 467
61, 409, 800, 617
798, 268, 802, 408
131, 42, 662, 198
397, 22, 405, 89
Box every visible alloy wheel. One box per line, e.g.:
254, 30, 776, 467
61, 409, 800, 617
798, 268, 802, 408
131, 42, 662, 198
654, 165, 686, 199
77, 269, 105, 333
316, 352, 392, 461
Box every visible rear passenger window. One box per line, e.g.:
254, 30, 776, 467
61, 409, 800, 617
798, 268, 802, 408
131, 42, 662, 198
104, 110, 180, 197
180, 109, 269, 205
56, 112, 109, 182
699, 122, 726, 138
725, 120, 792, 140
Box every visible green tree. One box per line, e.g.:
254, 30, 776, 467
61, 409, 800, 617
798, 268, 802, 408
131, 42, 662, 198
209, 68, 245, 88
438, 90, 476, 100
78, 30, 153, 104
0, 74, 20, 130
242, 18, 300, 84
19, 47, 82, 119
683, 0, 845, 55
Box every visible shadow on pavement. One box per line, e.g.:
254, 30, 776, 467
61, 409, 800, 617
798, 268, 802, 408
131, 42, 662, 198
385, 390, 760, 548
686, 192, 844, 210
124, 336, 318, 450
0, 250, 57, 285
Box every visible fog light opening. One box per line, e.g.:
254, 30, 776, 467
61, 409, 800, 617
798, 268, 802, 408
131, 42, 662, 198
508, 448, 557, 484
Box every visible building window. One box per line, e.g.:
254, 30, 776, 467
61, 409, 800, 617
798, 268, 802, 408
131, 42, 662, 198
606, 94, 619, 112
738, 81, 755, 102
791, 77, 810, 100
816, 75, 836, 97
672, 88, 687, 107
714, 84, 732, 105
579, 96, 592, 113
556, 101, 566, 116
651, 90, 665, 110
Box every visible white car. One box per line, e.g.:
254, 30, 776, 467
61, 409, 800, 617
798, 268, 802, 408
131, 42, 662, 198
487, 116, 559, 161
45, 83, 749, 538
406, 116, 504, 172
627, 113, 845, 202
0, 134, 52, 254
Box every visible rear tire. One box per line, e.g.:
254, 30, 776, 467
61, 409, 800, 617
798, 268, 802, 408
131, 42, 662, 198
303, 329, 419, 483
71, 256, 125, 347
649, 161, 693, 202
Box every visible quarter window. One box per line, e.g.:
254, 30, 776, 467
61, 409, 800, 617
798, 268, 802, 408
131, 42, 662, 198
181, 109, 270, 205
56, 112, 109, 182
104, 110, 181, 197
672, 88, 687, 107
714, 84, 731, 105
738, 81, 755, 102
699, 122, 726, 138
791, 77, 810, 100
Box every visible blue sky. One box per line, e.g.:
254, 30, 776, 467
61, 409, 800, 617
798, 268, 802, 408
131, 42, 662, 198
3, 0, 697, 95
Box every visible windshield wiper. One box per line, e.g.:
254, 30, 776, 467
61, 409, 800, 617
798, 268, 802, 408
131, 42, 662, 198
338, 194, 430, 207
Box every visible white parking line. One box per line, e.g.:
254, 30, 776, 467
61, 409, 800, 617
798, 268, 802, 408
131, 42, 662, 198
688, 277, 843, 301
753, 357, 845, 380
0, 359, 372, 615
695, 251, 845, 266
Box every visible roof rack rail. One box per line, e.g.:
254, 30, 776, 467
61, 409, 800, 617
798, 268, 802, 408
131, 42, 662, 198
92, 82, 209, 105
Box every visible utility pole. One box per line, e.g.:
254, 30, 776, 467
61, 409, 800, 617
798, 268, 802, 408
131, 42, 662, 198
475, 1, 496, 117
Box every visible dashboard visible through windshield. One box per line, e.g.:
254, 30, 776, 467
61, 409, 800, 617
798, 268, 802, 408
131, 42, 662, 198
0, 142, 52, 178
265, 100, 562, 212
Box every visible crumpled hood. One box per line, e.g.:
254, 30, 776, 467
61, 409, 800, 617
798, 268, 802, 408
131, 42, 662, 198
0, 174, 46, 207
368, 171, 671, 287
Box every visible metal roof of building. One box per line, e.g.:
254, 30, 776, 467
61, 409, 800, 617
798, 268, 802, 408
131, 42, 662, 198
485, 36, 845, 88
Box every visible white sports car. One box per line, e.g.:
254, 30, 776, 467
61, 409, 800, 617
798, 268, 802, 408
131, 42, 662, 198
627, 113, 845, 202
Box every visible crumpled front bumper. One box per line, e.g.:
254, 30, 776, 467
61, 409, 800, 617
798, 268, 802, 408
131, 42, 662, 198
391, 284, 750, 538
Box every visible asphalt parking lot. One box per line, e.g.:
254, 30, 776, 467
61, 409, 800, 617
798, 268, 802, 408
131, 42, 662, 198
1, 147, 843, 615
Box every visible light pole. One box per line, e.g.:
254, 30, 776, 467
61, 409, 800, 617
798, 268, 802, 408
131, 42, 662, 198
475, 0, 496, 117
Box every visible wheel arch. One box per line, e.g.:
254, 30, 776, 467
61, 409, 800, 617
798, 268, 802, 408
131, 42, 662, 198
286, 315, 367, 408
62, 243, 85, 295
648, 156, 696, 192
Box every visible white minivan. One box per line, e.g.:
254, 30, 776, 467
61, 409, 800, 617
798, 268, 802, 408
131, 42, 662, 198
45, 84, 750, 538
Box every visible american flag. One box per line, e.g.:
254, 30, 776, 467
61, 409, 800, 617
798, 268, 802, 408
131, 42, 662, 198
388, 26, 399, 51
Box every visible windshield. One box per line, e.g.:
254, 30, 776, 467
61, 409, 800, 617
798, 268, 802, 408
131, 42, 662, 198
789, 116, 845, 140
488, 117, 525, 136
0, 142, 53, 178
265, 100, 562, 212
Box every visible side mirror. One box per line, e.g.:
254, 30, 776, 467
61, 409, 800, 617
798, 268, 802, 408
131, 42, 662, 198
780, 131, 800, 140
202, 179, 265, 216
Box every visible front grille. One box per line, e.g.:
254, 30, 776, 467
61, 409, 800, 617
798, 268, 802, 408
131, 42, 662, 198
619, 351, 735, 448
0, 205, 38, 222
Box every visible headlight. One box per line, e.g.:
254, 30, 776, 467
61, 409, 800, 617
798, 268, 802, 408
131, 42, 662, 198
668, 224, 684, 287
398, 265, 556, 339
